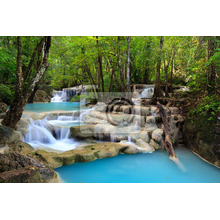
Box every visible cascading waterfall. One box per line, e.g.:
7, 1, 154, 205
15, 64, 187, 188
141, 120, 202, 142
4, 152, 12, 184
51, 85, 97, 102
51, 91, 63, 102
24, 114, 81, 151
24, 118, 57, 144
140, 86, 155, 98
51, 88, 79, 102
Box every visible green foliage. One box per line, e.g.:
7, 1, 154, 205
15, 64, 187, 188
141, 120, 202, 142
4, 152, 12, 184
1, 36, 220, 109
0, 84, 13, 105
189, 95, 220, 121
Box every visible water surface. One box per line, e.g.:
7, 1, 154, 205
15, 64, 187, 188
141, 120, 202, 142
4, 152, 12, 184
22, 102, 87, 112
55, 147, 220, 183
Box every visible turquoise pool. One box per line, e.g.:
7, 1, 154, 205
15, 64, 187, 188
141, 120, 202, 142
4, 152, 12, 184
55, 147, 220, 183
8, 102, 87, 113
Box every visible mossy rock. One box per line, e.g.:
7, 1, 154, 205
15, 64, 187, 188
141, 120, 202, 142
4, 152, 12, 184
33, 90, 51, 103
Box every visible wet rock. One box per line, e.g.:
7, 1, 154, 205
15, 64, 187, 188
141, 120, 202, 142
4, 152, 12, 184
121, 145, 140, 154
17, 118, 30, 135
95, 103, 107, 112
39, 85, 54, 97
136, 139, 155, 153
150, 139, 160, 150
33, 90, 51, 103
30, 112, 47, 120
0, 102, 7, 113
139, 131, 150, 143
83, 114, 106, 124
6, 141, 34, 155
152, 129, 164, 144
0, 152, 57, 183
70, 125, 95, 139
0, 126, 22, 147
0, 166, 41, 183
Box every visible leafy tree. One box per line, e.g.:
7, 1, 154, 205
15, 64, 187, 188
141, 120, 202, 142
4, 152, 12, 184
2, 36, 51, 129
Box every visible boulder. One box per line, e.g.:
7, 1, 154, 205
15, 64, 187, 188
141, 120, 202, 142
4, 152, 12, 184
30, 112, 47, 121
17, 118, 30, 135
121, 145, 140, 154
33, 90, 51, 103
89, 110, 107, 121
0, 102, 7, 113
6, 141, 34, 155
136, 139, 155, 153
54, 142, 128, 164
150, 139, 160, 150
70, 125, 95, 139
0, 126, 22, 147
145, 123, 158, 133
139, 130, 150, 143
129, 131, 140, 141
95, 103, 107, 112
152, 129, 164, 144
83, 114, 106, 124
0, 166, 42, 183
39, 85, 54, 97
0, 152, 57, 183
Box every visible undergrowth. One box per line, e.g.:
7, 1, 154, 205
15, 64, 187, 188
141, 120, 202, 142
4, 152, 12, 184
188, 94, 220, 121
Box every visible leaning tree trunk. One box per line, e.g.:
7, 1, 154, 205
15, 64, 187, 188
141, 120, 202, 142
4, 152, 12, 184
157, 102, 185, 171
157, 102, 177, 160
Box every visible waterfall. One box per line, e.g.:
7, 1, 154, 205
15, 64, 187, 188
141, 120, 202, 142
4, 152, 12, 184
51, 91, 63, 102
140, 85, 155, 98
24, 118, 57, 144
24, 113, 80, 151
51, 85, 97, 102
51, 89, 76, 102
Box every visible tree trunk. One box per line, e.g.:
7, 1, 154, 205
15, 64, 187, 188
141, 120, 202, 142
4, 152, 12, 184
207, 36, 216, 94
117, 36, 126, 95
157, 102, 177, 159
164, 61, 169, 97
170, 57, 174, 94
109, 59, 121, 92
153, 36, 164, 99
157, 102, 185, 170
27, 84, 38, 103
2, 36, 51, 129
96, 36, 105, 102
127, 36, 131, 94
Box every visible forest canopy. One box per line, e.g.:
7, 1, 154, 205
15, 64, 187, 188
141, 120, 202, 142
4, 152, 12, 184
1, 36, 220, 106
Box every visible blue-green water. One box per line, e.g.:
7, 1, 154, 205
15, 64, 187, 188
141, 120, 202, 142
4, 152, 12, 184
14, 102, 220, 183
20, 102, 87, 112
55, 147, 220, 183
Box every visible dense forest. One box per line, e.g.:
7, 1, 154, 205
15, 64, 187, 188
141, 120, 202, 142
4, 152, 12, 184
1, 36, 220, 119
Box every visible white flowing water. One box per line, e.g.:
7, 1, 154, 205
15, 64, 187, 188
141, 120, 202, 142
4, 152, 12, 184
140, 87, 154, 98
51, 92, 63, 102
24, 113, 83, 152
